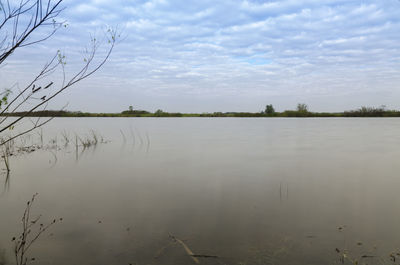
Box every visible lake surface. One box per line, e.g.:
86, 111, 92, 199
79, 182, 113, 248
1, 118, 400, 265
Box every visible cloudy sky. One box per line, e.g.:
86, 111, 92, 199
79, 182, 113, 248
2, 0, 400, 113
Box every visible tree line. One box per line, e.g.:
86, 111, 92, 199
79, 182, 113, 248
5, 104, 400, 118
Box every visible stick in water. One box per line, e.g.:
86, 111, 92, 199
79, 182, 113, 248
169, 233, 200, 264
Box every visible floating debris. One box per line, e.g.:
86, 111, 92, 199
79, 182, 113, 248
169, 233, 200, 264
190, 254, 219, 259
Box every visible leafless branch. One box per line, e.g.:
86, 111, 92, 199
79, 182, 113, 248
0, 0, 64, 64
12, 193, 62, 265
0, 0, 117, 146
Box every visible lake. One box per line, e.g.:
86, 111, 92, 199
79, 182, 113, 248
1, 118, 400, 265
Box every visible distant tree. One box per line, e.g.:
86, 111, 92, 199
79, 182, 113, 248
129, 106, 133, 112
155, 109, 163, 116
344, 106, 387, 117
265, 104, 275, 115
121, 109, 150, 115
212, 112, 225, 117
297, 103, 308, 113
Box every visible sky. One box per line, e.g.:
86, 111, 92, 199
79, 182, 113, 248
1, 0, 400, 113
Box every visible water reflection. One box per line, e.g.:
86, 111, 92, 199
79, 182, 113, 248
1, 171, 10, 195
0, 248, 7, 265
119, 127, 151, 154
1, 118, 400, 265
0, 130, 112, 193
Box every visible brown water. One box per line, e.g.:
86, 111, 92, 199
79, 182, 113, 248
1, 118, 400, 265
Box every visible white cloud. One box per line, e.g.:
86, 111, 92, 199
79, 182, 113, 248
2, 0, 400, 112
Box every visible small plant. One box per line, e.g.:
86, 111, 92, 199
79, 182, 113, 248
12, 193, 62, 265
36, 129, 43, 148
61, 130, 70, 145
90, 130, 98, 145
1, 139, 13, 172
77, 130, 105, 149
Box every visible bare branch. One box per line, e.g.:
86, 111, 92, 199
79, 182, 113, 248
0, 0, 63, 65
0, 0, 117, 145
12, 193, 62, 265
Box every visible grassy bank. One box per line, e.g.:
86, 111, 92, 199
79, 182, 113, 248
3, 107, 400, 118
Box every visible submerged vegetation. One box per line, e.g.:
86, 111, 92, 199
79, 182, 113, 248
333, 225, 400, 265
0, 129, 107, 176
13, 194, 62, 265
4, 105, 400, 118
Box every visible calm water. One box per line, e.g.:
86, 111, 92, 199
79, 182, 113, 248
1, 118, 400, 265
